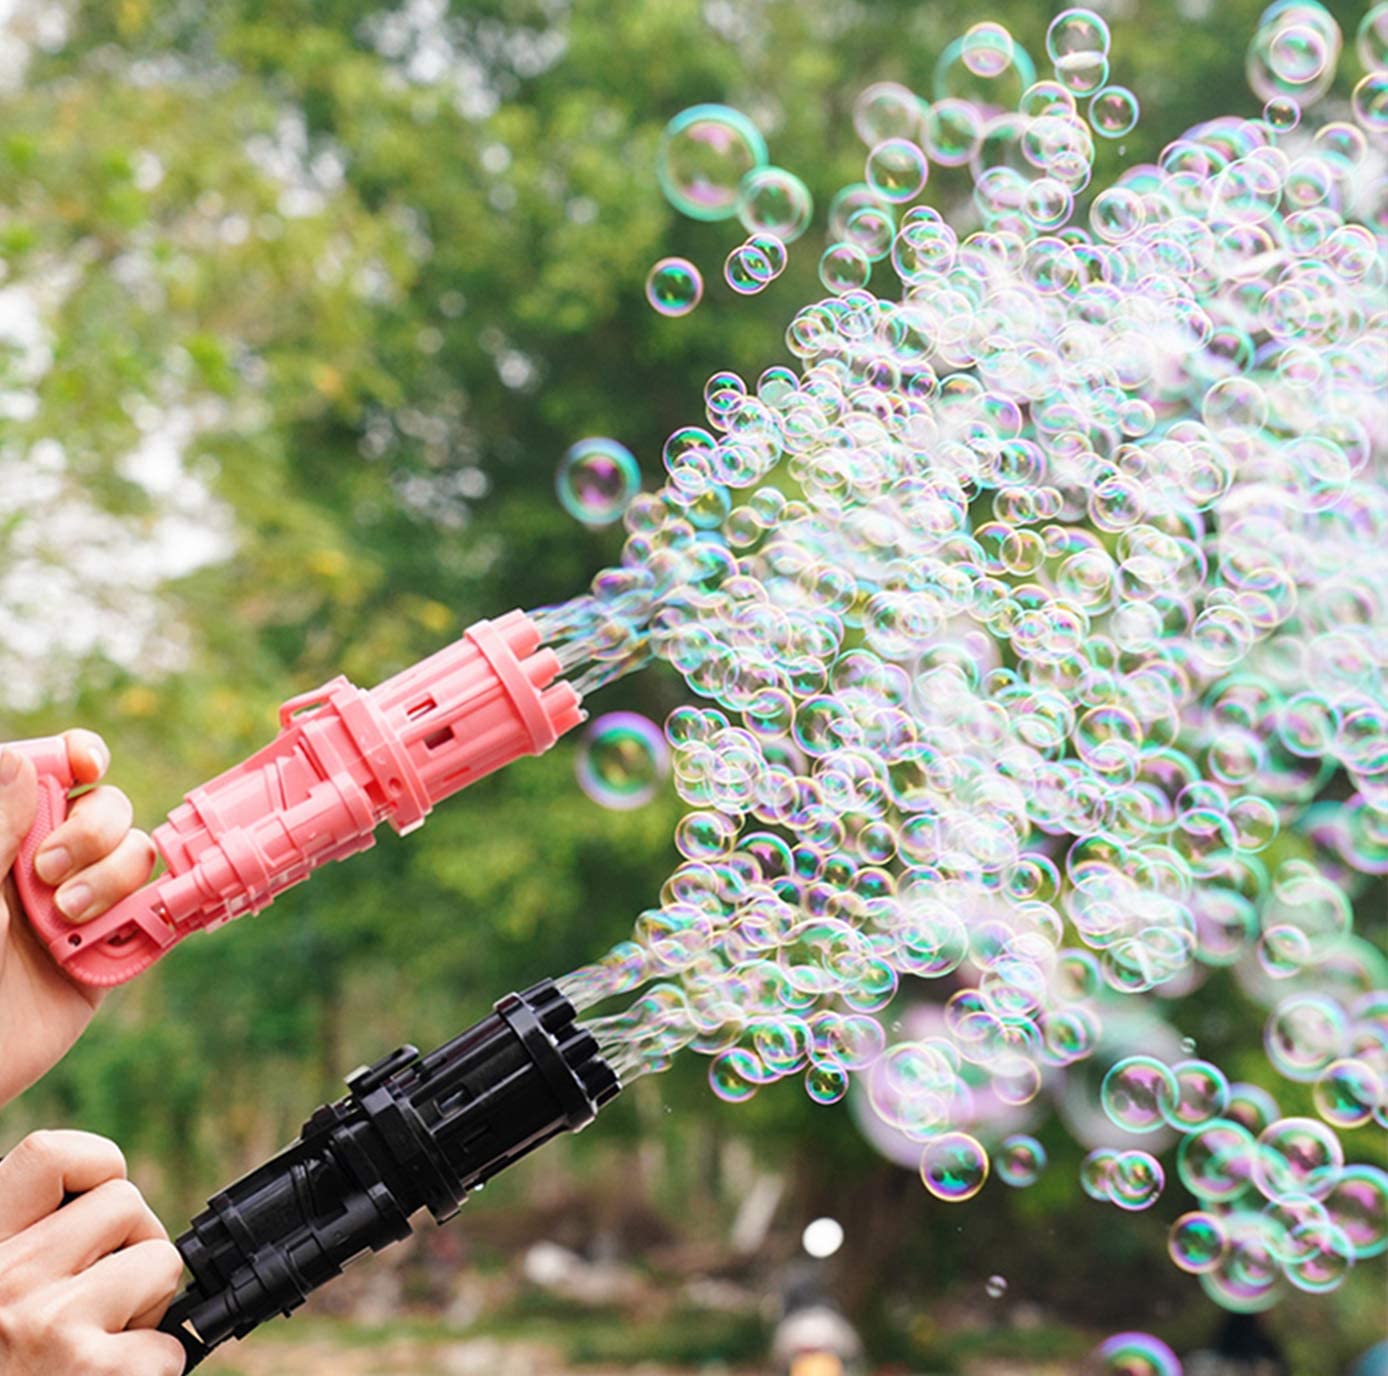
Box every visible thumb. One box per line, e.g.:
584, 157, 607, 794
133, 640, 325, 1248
0, 748, 39, 882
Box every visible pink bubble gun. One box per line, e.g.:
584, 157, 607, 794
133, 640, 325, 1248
8, 611, 583, 989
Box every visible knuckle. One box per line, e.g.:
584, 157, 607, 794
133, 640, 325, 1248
149, 1240, 185, 1290
12, 1130, 59, 1170
100, 1177, 145, 1217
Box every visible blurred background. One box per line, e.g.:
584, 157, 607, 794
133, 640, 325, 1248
0, 0, 1382, 1373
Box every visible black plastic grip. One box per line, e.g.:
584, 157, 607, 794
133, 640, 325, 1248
159, 979, 619, 1371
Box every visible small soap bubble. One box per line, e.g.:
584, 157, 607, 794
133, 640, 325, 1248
1102, 1056, 1179, 1133
1110, 1151, 1165, 1211
997, 1134, 1048, 1187
645, 257, 704, 317
865, 138, 930, 203
962, 22, 1015, 78
1092, 1332, 1182, 1376
576, 713, 670, 811
556, 438, 641, 526
737, 166, 814, 243
920, 1132, 990, 1202
1352, 72, 1388, 134
724, 241, 776, 296
985, 1273, 1008, 1299
1089, 85, 1140, 138
657, 104, 768, 221
1169, 1211, 1229, 1273
1314, 1059, 1382, 1130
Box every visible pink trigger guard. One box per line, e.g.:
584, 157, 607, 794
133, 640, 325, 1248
8, 736, 169, 988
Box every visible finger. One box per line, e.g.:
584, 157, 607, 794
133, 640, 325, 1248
106, 1328, 188, 1376
34, 785, 135, 892
13, 1178, 168, 1281
52, 830, 158, 925
71, 1237, 185, 1334
0, 748, 39, 877
64, 729, 111, 789
0, 1131, 126, 1242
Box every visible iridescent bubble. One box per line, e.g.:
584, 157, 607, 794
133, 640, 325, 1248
1169, 1211, 1229, 1274
709, 1047, 762, 1102
737, 166, 814, 243
1102, 1056, 1179, 1133
807, 1060, 851, 1105
1253, 1117, 1345, 1201
1048, 8, 1111, 96
1359, 4, 1388, 69
920, 1131, 990, 1201
818, 243, 872, 294
1324, 1165, 1388, 1259
724, 241, 776, 296
1178, 1121, 1258, 1203
1313, 1059, 1382, 1130
997, 1133, 1048, 1187
1092, 1332, 1182, 1376
1110, 1150, 1165, 1211
1284, 1221, 1355, 1294
657, 105, 768, 221
645, 257, 704, 317
961, 22, 1016, 79
1352, 71, 1388, 133
556, 438, 641, 526
1089, 85, 1140, 138
1163, 1060, 1231, 1131
576, 713, 670, 810
985, 1273, 1008, 1298
1264, 95, 1301, 130
865, 138, 930, 203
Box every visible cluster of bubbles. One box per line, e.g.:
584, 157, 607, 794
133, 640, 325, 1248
534, 0, 1388, 1318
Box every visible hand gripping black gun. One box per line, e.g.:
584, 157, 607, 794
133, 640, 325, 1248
158, 979, 620, 1370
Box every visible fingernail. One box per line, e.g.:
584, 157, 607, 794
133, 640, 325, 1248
35, 847, 73, 885
0, 750, 18, 787
56, 883, 93, 922
89, 738, 111, 776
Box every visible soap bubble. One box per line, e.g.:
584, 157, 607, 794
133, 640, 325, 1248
737, 166, 814, 243
985, 1273, 1008, 1298
576, 713, 669, 811
1048, 8, 1111, 96
921, 1132, 989, 1201
1046, 8, 1111, 62
1089, 85, 1139, 138
645, 257, 704, 317
1169, 1211, 1229, 1273
1110, 1150, 1165, 1211
1352, 72, 1388, 134
556, 438, 641, 526
962, 22, 1016, 78
657, 105, 768, 221
1358, 4, 1388, 69
864, 139, 929, 203
997, 1133, 1047, 1187
1314, 1059, 1382, 1129
1102, 1056, 1179, 1133
1092, 1332, 1182, 1376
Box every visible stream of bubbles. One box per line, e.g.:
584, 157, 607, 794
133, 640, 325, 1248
532, 1, 1384, 1336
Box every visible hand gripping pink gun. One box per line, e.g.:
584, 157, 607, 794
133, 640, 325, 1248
7, 611, 582, 989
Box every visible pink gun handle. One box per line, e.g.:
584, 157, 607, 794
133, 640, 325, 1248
10, 743, 178, 985
7, 611, 583, 990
